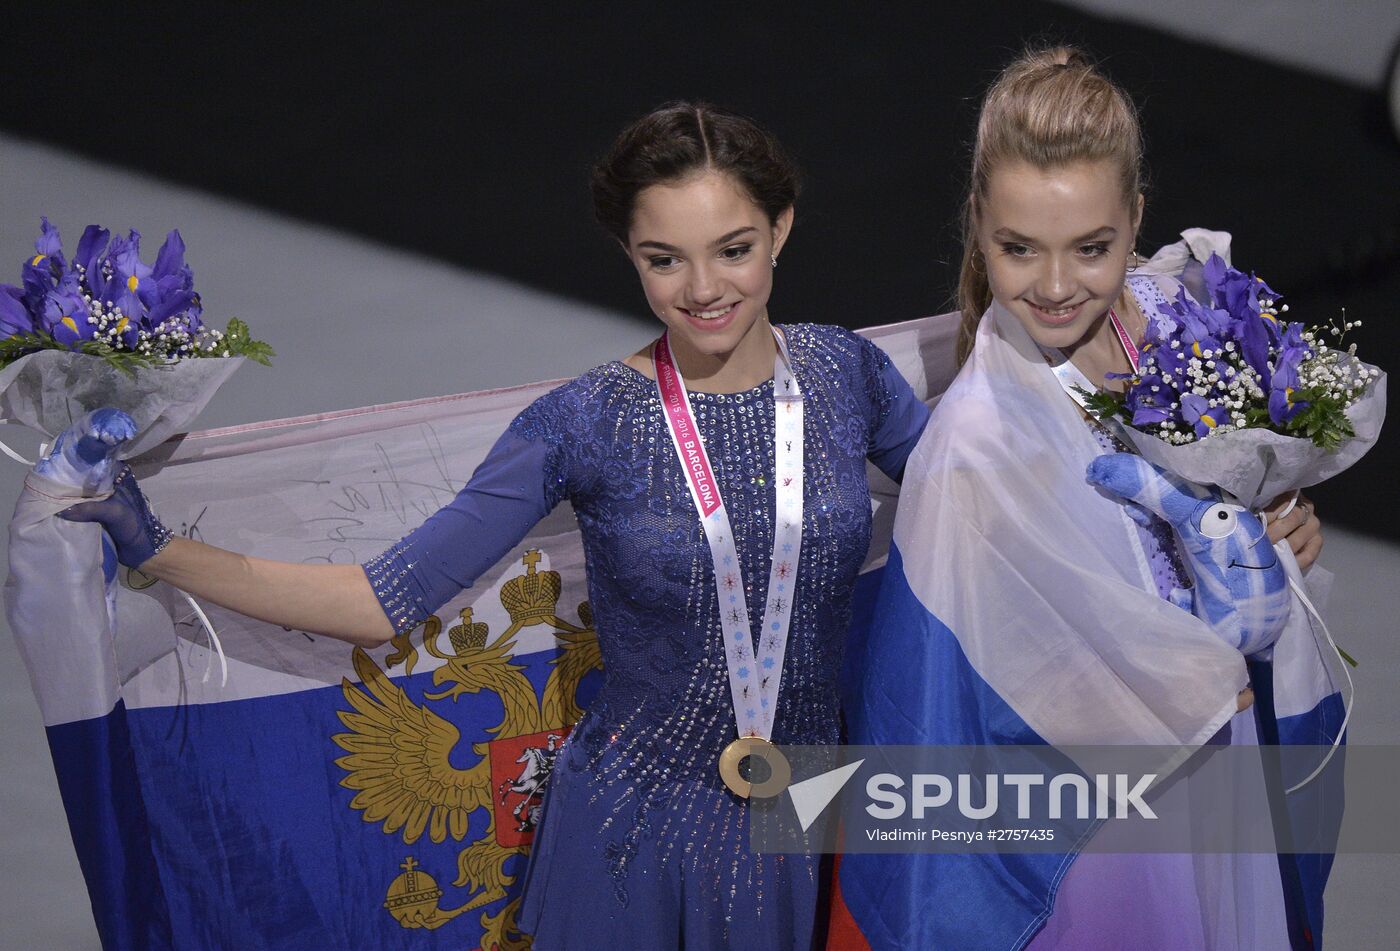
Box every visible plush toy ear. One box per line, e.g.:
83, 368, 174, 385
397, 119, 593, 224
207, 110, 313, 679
1086, 453, 1165, 513
1085, 452, 1213, 530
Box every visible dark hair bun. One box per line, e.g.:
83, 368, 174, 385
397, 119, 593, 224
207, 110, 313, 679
591, 101, 801, 243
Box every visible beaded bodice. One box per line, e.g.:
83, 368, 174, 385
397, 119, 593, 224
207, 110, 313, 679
509, 325, 907, 897
511, 325, 896, 765
366, 324, 926, 912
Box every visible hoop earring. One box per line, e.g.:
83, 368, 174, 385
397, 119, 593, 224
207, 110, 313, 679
1127, 249, 1140, 272
770, 253, 778, 269
969, 250, 985, 275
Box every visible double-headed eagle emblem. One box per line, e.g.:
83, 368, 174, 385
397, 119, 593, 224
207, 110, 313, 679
332, 550, 601, 949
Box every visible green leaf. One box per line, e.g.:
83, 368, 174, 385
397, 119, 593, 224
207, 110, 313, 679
0, 331, 51, 368
1077, 386, 1131, 423
0, 316, 271, 372
1283, 391, 1355, 451
217, 316, 276, 367
0, 331, 163, 377
1242, 405, 1273, 428
76, 340, 164, 378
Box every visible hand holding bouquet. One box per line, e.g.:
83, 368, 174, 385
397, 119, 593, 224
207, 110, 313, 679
0, 219, 273, 460
1086, 233, 1383, 693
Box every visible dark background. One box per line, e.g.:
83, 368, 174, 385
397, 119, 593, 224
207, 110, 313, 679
3, 1, 1396, 537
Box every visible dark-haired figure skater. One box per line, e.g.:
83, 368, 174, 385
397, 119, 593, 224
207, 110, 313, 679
62, 102, 929, 948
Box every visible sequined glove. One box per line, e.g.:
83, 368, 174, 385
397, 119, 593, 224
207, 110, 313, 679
57, 464, 175, 568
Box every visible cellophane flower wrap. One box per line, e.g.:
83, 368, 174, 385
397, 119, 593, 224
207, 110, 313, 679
0, 219, 272, 458
1086, 231, 1385, 509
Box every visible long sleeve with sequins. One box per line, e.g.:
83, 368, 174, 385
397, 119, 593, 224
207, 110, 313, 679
363, 425, 565, 635
850, 332, 930, 482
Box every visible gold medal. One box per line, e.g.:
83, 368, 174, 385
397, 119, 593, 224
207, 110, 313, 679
718, 736, 792, 799
654, 330, 804, 802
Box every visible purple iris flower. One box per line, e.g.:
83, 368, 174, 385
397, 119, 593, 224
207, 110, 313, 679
1140, 301, 1191, 387
1125, 364, 1182, 426
1167, 287, 1230, 361
1268, 323, 1311, 425
100, 229, 201, 342
19, 256, 53, 317
151, 230, 190, 287
1127, 380, 1177, 426
146, 288, 196, 332
1204, 253, 1279, 320
148, 230, 202, 332
0, 285, 33, 338
184, 290, 203, 329
1204, 254, 1249, 313
1143, 304, 1178, 346
107, 231, 157, 311
43, 270, 94, 346
13, 221, 88, 345
1199, 253, 1284, 384
100, 232, 160, 346
1235, 308, 1275, 387
9, 219, 212, 353
1131, 405, 1175, 426
1108, 251, 1318, 443
1155, 341, 1190, 382
1180, 393, 1225, 439
29, 218, 67, 274
74, 225, 111, 299
20, 219, 68, 315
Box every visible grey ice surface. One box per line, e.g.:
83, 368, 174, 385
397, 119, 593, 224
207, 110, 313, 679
1057, 0, 1400, 89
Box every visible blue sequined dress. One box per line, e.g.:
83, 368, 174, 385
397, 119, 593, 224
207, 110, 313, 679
365, 324, 930, 949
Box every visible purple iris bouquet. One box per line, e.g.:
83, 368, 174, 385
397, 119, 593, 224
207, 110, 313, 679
0, 218, 271, 369
0, 219, 273, 459
1083, 252, 1385, 510
1086, 254, 1377, 451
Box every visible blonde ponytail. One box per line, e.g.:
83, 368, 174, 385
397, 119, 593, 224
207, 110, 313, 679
956, 45, 1145, 364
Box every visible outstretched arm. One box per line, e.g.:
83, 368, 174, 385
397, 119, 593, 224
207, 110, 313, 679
55, 463, 396, 646
58, 406, 568, 649
147, 539, 393, 646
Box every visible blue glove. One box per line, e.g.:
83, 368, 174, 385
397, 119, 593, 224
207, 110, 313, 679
57, 463, 175, 569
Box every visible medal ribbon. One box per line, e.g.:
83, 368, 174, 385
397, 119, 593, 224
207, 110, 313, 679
1047, 307, 1140, 412
1108, 308, 1140, 370
653, 327, 803, 743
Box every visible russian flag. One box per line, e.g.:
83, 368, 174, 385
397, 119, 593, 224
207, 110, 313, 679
836, 542, 1346, 950
835, 541, 1063, 951
6, 382, 607, 950
833, 308, 1349, 949
3, 316, 958, 950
